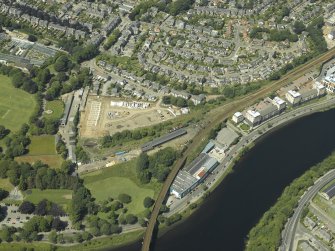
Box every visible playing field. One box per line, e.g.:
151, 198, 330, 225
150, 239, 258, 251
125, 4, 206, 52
0, 74, 36, 132
86, 177, 154, 215
44, 100, 64, 120
0, 178, 14, 192
15, 135, 63, 168
24, 189, 72, 211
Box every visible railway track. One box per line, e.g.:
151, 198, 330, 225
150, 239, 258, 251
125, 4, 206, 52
141, 47, 335, 251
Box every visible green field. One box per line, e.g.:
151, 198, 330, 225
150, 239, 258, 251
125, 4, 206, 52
44, 100, 64, 120
86, 177, 154, 214
0, 74, 36, 132
0, 178, 14, 192
15, 135, 63, 168
24, 189, 72, 210
83, 159, 160, 215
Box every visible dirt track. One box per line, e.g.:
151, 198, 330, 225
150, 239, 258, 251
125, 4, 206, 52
141, 47, 335, 251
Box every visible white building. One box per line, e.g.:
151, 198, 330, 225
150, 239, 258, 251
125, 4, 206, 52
313, 82, 326, 96
285, 90, 301, 105
245, 110, 261, 126
328, 30, 335, 40
271, 96, 286, 111
324, 76, 335, 93
232, 112, 244, 123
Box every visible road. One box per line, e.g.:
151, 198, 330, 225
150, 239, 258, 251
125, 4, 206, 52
141, 46, 335, 251
166, 96, 335, 217
280, 170, 335, 251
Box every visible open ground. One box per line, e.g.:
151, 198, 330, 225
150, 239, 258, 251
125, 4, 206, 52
80, 96, 177, 138
15, 135, 63, 169
23, 189, 72, 211
82, 158, 161, 216
44, 100, 64, 120
0, 74, 36, 132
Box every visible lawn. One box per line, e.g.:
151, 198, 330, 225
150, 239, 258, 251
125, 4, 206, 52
86, 177, 154, 215
15, 135, 63, 168
83, 159, 161, 215
0, 178, 14, 192
24, 189, 72, 211
44, 100, 64, 120
0, 74, 36, 132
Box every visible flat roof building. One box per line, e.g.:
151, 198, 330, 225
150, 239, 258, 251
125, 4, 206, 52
286, 90, 301, 105
170, 153, 219, 199
320, 181, 335, 200
232, 112, 244, 124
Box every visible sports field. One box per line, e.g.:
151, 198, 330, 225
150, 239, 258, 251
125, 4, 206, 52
0, 178, 14, 192
24, 189, 72, 210
0, 74, 36, 132
15, 135, 63, 168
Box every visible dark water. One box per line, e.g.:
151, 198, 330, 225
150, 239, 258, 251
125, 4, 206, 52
114, 108, 335, 251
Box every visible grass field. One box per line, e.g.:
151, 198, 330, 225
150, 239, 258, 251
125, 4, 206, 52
86, 177, 154, 214
15, 135, 63, 168
0, 74, 36, 132
0, 178, 14, 192
83, 159, 161, 215
44, 100, 64, 120
24, 189, 72, 211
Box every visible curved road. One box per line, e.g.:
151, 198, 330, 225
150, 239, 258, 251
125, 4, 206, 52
141, 47, 335, 251
280, 169, 335, 251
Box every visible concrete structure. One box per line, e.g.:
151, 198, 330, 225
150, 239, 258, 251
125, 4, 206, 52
171, 153, 219, 199
313, 82, 326, 96
286, 90, 302, 105
215, 127, 239, 148
232, 112, 244, 123
315, 229, 332, 243
324, 76, 335, 93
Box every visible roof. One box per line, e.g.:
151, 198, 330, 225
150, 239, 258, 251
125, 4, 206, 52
185, 153, 218, 177
171, 170, 197, 195
288, 90, 301, 98
141, 128, 187, 152
323, 181, 335, 199
247, 110, 261, 118
300, 89, 318, 99
273, 96, 285, 105
233, 112, 243, 118
259, 103, 278, 117
216, 127, 239, 147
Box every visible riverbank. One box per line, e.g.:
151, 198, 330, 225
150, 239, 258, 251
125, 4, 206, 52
246, 153, 335, 251
154, 97, 335, 243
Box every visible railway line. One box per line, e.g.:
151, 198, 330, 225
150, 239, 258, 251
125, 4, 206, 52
141, 47, 335, 251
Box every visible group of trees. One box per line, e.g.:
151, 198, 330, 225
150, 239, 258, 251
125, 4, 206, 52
246, 153, 335, 251
75, 146, 90, 164
101, 120, 178, 148
0, 125, 9, 140
86, 215, 122, 237
162, 96, 189, 108
19, 199, 65, 217
136, 147, 177, 184
56, 138, 68, 159
2, 124, 30, 158
222, 81, 263, 99
103, 29, 121, 50
0, 158, 79, 190
268, 29, 298, 42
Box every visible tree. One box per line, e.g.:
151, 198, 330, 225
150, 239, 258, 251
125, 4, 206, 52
143, 197, 154, 208
118, 194, 131, 204
293, 21, 306, 34
0, 125, 9, 139
19, 201, 35, 214
0, 188, 8, 201
54, 55, 70, 72
125, 214, 138, 224
48, 230, 57, 243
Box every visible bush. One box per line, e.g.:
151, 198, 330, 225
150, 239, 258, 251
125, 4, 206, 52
125, 214, 138, 224
118, 194, 131, 204
143, 197, 155, 208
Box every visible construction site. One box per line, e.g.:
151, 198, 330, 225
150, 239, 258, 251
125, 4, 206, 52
79, 95, 186, 138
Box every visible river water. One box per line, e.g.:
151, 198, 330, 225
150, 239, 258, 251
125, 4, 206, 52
114, 108, 335, 251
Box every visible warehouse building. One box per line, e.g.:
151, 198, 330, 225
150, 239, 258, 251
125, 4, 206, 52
170, 153, 219, 199
320, 181, 335, 200
141, 128, 187, 152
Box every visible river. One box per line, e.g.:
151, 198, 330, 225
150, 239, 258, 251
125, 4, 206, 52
114, 108, 335, 251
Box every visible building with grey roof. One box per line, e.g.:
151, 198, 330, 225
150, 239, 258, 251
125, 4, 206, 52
320, 180, 335, 200
171, 153, 219, 198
